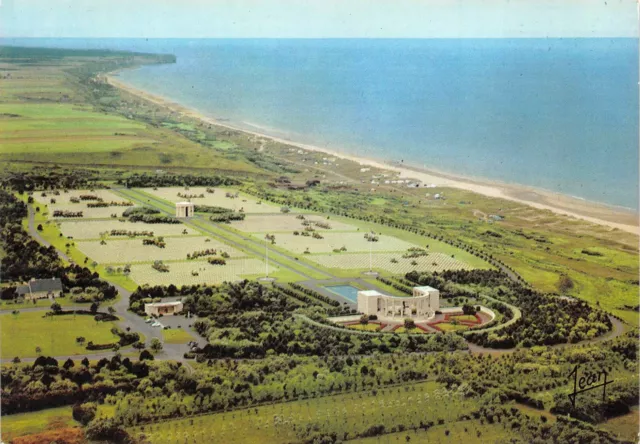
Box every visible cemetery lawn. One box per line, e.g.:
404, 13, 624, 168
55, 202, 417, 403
0, 311, 120, 359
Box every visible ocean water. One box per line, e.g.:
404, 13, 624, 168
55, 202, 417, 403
4, 38, 638, 210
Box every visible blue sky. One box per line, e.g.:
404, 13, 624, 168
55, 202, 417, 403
1, 0, 637, 38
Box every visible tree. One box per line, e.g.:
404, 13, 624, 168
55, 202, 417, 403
140, 349, 154, 361
81, 357, 90, 367
12, 356, 20, 364
73, 402, 97, 425
85, 418, 130, 442
404, 318, 416, 330
51, 302, 62, 314
37, 224, 43, 231
150, 338, 163, 353
107, 306, 116, 316
557, 274, 574, 293
359, 314, 369, 325
35, 346, 42, 355
63, 358, 75, 369
76, 336, 86, 346
90, 302, 99, 314
462, 304, 476, 316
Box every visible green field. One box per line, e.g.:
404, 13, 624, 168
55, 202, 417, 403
433, 323, 468, 332
0, 406, 78, 442
127, 380, 479, 443
162, 328, 195, 344
0, 311, 120, 359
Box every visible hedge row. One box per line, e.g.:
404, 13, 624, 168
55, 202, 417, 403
289, 283, 341, 307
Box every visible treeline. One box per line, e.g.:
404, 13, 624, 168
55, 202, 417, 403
119, 173, 239, 188
0, 190, 64, 283
1, 169, 96, 193
123, 206, 179, 224
1, 355, 151, 414
405, 269, 611, 348
209, 212, 245, 223
289, 282, 341, 307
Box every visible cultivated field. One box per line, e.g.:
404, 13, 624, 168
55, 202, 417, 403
231, 214, 359, 233
138, 187, 283, 213
75, 236, 244, 264
127, 380, 478, 444
128, 259, 274, 286
58, 220, 196, 240
308, 252, 475, 274
0, 312, 120, 359
254, 232, 417, 255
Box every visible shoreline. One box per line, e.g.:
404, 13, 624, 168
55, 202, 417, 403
106, 72, 639, 235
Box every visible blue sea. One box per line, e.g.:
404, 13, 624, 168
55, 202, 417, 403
3, 38, 638, 210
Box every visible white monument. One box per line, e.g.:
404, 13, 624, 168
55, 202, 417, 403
176, 202, 195, 218
357, 286, 439, 319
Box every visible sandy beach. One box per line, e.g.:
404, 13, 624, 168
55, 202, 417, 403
106, 74, 639, 235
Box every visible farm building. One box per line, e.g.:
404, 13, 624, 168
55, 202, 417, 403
357, 286, 439, 319
145, 300, 184, 316
16, 278, 63, 301
175, 202, 195, 218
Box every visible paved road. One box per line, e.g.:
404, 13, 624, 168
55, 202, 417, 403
18, 204, 195, 363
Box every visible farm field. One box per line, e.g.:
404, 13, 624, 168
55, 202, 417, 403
308, 252, 474, 274
255, 232, 417, 255
128, 258, 275, 286
58, 219, 197, 240
231, 214, 359, 233
75, 236, 244, 264
138, 187, 283, 213
0, 311, 120, 359
127, 380, 478, 444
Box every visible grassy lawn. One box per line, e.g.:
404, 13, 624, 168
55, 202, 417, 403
0, 406, 77, 442
394, 327, 428, 334
449, 314, 478, 323
0, 311, 120, 359
24, 196, 139, 292
162, 328, 195, 344
346, 323, 382, 332
434, 322, 469, 332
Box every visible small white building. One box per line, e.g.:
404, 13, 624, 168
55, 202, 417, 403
176, 202, 195, 218
357, 286, 439, 319
145, 300, 184, 316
